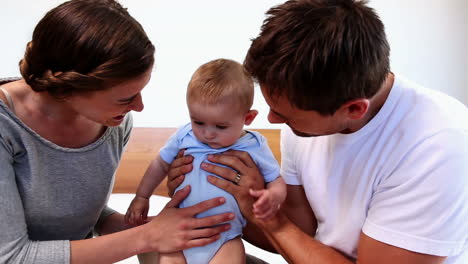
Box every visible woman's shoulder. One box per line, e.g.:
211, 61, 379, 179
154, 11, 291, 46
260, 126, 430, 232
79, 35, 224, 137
0, 79, 19, 110
0, 77, 22, 86
0, 90, 7, 105
0, 79, 30, 112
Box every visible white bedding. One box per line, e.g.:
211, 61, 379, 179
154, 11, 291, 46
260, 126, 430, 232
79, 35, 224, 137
108, 194, 287, 264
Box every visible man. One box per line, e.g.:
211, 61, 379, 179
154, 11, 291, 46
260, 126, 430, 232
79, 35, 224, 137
169, 0, 468, 263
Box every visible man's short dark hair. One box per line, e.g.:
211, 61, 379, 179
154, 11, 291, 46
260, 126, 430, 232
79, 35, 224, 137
244, 0, 390, 115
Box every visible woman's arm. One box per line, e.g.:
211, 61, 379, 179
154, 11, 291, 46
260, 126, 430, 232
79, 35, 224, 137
71, 186, 234, 264
1, 145, 72, 263
96, 212, 133, 235
1, 152, 232, 264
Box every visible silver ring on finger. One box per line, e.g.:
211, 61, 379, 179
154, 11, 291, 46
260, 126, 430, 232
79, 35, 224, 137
234, 173, 241, 185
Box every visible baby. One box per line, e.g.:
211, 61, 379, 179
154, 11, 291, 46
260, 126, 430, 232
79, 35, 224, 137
126, 59, 286, 264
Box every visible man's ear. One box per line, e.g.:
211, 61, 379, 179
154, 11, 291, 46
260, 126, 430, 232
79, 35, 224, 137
339, 99, 370, 120
244, 109, 258, 125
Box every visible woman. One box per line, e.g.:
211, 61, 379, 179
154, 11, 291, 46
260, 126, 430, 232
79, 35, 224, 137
0, 1, 232, 263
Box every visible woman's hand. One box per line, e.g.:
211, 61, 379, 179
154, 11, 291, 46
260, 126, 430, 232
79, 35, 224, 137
143, 185, 234, 253
166, 150, 194, 196
202, 150, 265, 223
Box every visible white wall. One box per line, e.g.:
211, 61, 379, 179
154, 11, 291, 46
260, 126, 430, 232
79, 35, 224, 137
369, 0, 468, 106
1, 0, 467, 128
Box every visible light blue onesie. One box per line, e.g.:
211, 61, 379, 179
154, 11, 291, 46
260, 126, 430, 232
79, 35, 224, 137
159, 123, 280, 264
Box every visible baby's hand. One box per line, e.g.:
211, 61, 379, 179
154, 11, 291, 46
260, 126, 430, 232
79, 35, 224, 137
125, 196, 150, 226
249, 189, 282, 220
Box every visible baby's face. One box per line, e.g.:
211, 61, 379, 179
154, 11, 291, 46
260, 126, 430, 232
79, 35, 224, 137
188, 102, 247, 149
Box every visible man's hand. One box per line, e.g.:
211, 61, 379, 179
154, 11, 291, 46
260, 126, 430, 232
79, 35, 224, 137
202, 150, 265, 223
166, 150, 193, 196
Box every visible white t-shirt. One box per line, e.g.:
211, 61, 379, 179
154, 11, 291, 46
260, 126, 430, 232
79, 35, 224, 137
280, 75, 468, 263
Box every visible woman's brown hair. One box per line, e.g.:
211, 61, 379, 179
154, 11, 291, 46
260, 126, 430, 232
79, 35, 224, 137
20, 0, 155, 99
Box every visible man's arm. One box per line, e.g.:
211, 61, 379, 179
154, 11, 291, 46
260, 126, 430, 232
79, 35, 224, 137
205, 151, 448, 264
357, 233, 447, 264
281, 185, 316, 238
256, 212, 447, 264
242, 184, 317, 253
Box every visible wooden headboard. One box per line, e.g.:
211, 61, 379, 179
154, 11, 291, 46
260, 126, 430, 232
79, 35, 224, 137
112, 128, 281, 197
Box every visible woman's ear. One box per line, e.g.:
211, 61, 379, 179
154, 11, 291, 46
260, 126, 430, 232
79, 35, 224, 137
244, 109, 258, 125
339, 99, 370, 120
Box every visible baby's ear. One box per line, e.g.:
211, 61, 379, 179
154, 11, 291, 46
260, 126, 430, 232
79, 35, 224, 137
244, 110, 258, 125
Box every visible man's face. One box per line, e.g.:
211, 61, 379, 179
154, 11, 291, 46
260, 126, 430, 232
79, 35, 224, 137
260, 85, 349, 137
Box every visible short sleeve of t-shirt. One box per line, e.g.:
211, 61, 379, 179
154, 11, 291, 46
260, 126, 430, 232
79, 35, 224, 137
362, 129, 468, 257
280, 126, 301, 185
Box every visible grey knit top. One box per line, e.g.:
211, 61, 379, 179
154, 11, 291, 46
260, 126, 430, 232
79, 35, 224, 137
0, 94, 132, 263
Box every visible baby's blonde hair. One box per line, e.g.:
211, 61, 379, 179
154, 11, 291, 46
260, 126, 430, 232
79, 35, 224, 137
187, 59, 254, 113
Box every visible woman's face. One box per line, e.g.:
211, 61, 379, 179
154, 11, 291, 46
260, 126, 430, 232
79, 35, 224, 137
66, 68, 152, 126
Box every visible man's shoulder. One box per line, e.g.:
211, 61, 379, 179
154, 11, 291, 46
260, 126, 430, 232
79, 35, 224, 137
391, 76, 468, 136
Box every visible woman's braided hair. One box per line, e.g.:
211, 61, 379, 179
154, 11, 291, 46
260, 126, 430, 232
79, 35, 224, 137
19, 0, 155, 99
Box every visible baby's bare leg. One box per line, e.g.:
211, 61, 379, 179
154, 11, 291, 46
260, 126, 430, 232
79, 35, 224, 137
158, 251, 186, 264
209, 237, 245, 264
